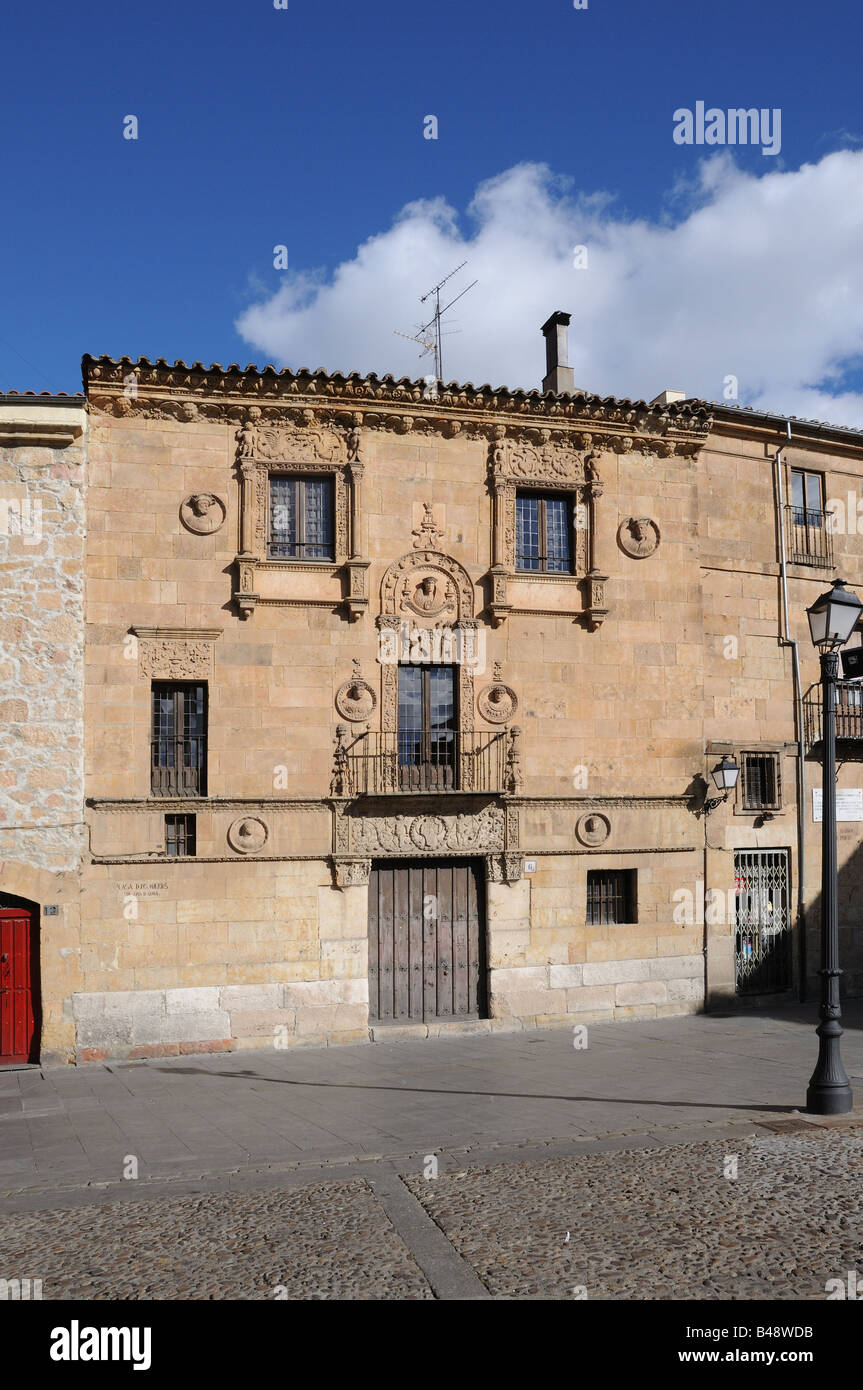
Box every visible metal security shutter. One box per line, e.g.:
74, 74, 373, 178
734, 849, 792, 995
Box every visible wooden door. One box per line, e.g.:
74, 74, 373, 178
0, 906, 38, 1064
368, 860, 486, 1023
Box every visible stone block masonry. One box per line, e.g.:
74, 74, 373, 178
71, 979, 369, 1061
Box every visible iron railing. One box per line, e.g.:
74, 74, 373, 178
804, 682, 863, 746
784, 504, 833, 568
150, 736, 207, 797
341, 728, 508, 795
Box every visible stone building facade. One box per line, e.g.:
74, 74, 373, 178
4, 322, 863, 1065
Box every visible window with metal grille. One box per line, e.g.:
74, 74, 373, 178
268, 475, 334, 559
586, 869, 636, 925
151, 684, 207, 797
515, 492, 572, 573
164, 814, 196, 857
740, 752, 781, 810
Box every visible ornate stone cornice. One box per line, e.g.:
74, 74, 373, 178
87, 794, 690, 813
87, 798, 325, 814
514, 796, 689, 808
82, 355, 711, 451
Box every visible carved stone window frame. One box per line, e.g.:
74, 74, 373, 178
234, 419, 368, 619
488, 434, 607, 629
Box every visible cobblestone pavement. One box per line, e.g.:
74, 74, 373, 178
1, 1126, 861, 1299
405, 1129, 863, 1301
0, 1180, 433, 1300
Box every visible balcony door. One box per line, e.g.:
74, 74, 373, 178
397, 664, 457, 792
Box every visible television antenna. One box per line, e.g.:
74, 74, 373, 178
394, 260, 478, 383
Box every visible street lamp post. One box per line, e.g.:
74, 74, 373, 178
805, 578, 862, 1115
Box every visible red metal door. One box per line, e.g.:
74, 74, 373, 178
0, 907, 37, 1064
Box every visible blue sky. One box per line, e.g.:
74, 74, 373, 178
4, 0, 863, 421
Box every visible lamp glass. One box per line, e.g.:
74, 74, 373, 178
807, 581, 863, 648
712, 756, 739, 793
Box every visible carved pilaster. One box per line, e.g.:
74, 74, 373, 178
485, 853, 523, 883
330, 723, 353, 797
332, 858, 372, 888
489, 566, 511, 629
503, 725, 523, 795
584, 452, 608, 629
585, 571, 609, 631
348, 460, 364, 560
345, 559, 370, 621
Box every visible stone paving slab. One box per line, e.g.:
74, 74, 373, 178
1, 1005, 862, 1197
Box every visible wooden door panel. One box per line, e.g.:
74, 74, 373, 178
368, 861, 486, 1024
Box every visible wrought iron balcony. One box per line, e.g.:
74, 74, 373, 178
804, 682, 863, 747
150, 736, 207, 797
785, 504, 833, 568
330, 726, 521, 796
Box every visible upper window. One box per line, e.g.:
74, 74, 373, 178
268, 475, 334, 561
151, 683, 207, 797
515, 492, 572, 573
788, 469, 831, 567
739, 752, 781, 811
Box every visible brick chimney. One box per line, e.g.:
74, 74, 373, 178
541, 311, 577, 394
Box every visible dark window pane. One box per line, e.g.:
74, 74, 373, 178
165, 814, 196, 857
586, 870, 636, 925
741, 753, 779, 810
516, 495, 540, 571
791, 471, 805, 511
516, 492, 572, 573
268, 475, 333, 559
304, 478, 332, 559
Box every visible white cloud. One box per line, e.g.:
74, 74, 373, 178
236, 152, 863, 430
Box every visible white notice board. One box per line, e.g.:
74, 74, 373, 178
812, 788, 863, 822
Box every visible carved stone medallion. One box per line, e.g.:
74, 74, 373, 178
478, 662, 518, 724
227, 816, 269, 854
617, 516, 660, 559
576, 812, 611, 847
400, 571, 457, 620
180, 493, 226, 535
335, 659, 377, 722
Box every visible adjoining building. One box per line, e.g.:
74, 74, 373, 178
0, 393, 86, 1065
3, 319, 863, 1064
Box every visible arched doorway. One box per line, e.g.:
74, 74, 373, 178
0, 894, 41, 1064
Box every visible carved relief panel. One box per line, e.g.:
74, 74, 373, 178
133, 628, 221, 680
